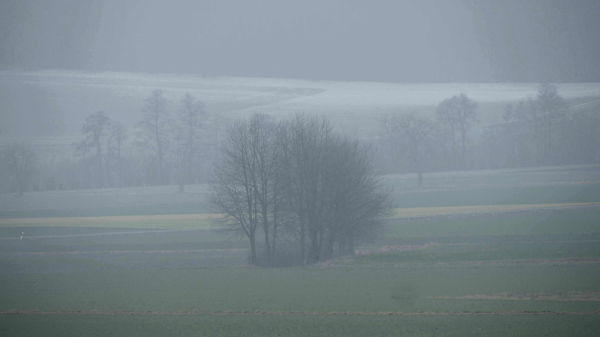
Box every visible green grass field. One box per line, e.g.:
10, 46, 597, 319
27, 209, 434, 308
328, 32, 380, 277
2, 164, 600, 219
1, 165, 599, 335
1, 205, 599, 336
3, 315, 599, 337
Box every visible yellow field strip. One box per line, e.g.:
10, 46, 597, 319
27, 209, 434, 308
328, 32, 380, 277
0, 213, 221, 229
391, 202, 600, 218
0, 202, 597, 229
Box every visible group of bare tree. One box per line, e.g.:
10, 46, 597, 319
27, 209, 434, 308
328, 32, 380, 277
0, 90, 222, 194
211, 114, 392, 266
72, 90, 212, 191
380, 84, 600, 185
1, 142, 36, 196
381, 93, 479, 183
479, 84, 600, 168
75, 111, 126, 188
136, 90, 208, 190
2, 83, 598, 194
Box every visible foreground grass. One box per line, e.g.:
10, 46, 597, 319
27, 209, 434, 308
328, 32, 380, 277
1, 206, 599, 336
2, 265, 599, 314
3, 313, 599, 337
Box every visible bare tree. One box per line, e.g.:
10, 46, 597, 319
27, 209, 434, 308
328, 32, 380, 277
78, 111, 111, 188
563, 109, 600, 164
174, 93, 205, 191
436, 99, 458, 169
212, 113, 393, 266
501, 104, 518, 166
211, 114, 284, 265
248, 115, 282, 263
139, 90, 171, 185
210, 116, 267, 264
436, 94, 478, 169
452, 94, 478, 167
389, 113, 432, 187
322, 137, 391, 258
108, 122, 127, 187
3, 142, 36, 196
280, 115, 391, 263
536, 83, 567, 164
279, 115, 334, 264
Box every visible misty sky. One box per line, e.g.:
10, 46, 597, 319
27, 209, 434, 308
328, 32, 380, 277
1, 0, 599, 82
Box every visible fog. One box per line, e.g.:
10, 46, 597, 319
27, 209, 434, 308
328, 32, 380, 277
1, 0, 599, 82
1, 1, 600, 335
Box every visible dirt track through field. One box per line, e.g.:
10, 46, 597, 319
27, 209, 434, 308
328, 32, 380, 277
1, 309, 599, 316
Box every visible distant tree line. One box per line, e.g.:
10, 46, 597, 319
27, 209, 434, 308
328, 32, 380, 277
478, 84, 600, 168
0, 90, 226, 193
378, 84, 600, 184
1, 83, 599, 194
211, 114, 392, 266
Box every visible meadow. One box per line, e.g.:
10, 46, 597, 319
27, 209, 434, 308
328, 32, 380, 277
1, 166, 600, 336
1, 206, 599, 336
2, 164, 599, 219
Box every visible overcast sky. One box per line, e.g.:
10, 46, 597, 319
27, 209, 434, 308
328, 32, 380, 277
1, 0, 599, 82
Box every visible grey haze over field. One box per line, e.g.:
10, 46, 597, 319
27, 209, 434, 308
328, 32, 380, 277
1, 0, 599, 82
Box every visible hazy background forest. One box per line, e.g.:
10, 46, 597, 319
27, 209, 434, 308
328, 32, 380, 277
1, 72, 599, 194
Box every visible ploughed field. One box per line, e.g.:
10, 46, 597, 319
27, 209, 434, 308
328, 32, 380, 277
1, 166, 600, 336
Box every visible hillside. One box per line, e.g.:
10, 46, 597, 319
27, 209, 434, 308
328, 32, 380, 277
2, 70, 600, 144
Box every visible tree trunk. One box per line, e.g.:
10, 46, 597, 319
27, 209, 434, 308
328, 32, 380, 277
249, 234, 257, 265
309, 228, 320, 264
450, 123, 456, 169
272, 222, 277, 257
272, 198, 278, 257
300, 220, 306, 265
461, 129, 467, 168
158, 143, 164, 185
325, 234, 335, 259
263, 218, 272, 265
96, 142, 103, 188
415, 144, 423, 187
337, 235, 346, 256
16, 175, 23, 196
346, 233, 355, 255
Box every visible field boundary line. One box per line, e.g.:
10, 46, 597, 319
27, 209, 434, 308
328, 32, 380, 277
0, 248, 249, 256
0, 213, 222, 225
441, 240, 600, 246
429, 291, 600, 302
1, 309, 599, 316
388, 203, 600, 222
0, 228, 213, 241
394, 181, 600, 194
